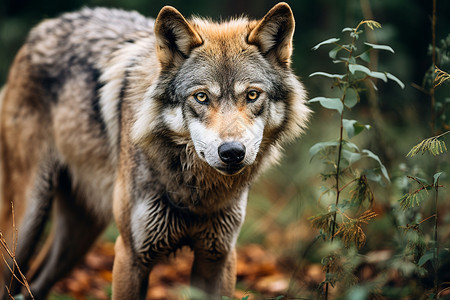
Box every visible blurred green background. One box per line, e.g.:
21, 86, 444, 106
2, 0, 450, 298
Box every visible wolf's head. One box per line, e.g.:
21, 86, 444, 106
132, 3, 310, 176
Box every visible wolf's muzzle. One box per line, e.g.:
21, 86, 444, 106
218, 142, 246, 165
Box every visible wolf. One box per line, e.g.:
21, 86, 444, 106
0, 2, 310, 299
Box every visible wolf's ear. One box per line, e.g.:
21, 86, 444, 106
248, 2, 295, 67
154, 6, 203, 68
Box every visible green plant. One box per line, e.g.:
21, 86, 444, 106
398, 1, 450, 298
308, 20, 403, 299
399, 154, 448, 299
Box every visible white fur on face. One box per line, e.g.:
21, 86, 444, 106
188, 115, 264, 174
268, 101, 286, 128
163, 106, 186, 134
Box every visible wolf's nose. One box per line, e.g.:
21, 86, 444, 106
218, 142, 246, 165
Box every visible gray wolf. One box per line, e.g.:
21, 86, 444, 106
0, 2, 310, 299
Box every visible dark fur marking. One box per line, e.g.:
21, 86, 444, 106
254, 102, 265, 117
91, 68, 107, 134
162, 192, 190, 212
117, 59, 138, 142
169, 155, 182, 172
163, 29, 189, 60
117, 61, 134, 148
269, 79, 290, 102
37, 76, 60, 103
186, 103, 201, 120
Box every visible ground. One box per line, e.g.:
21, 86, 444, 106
50, 241, 323, 300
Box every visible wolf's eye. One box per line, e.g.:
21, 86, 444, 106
194, 92, 209, 104
246, 90, 260, 102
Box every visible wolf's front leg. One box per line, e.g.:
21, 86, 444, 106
112, 236, 151, 300
190, 247, 237, 298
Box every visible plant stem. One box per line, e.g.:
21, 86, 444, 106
323, 26, 359, 300
431, 1, 439, 298
434, 177, 439, 298
433, 130, 450, 140
339, 178, 358, 193
431, 0, 436, 135
324, 101, 345, 300
331, 108, 345, 242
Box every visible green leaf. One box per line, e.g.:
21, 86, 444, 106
386, 73, 405, 89
364, 169, 382, 184
343, 119, 358, 139
344, 88, 359, 108
407, 135, 448, 157
343, 119, 371, 139
360, 51, 371, 63
312, 38, 340, 50
409, 176, 430, 186
348, 64, 388, 82
364, 42, 395, 53
309, 97, 343, 114
369, 71, 388, 82
350, 31, 361, 39
399, 189, 428, 210
349, 64, 371, 75
341, 149, 362, 165
362, 149, 390, 182
329, 46, 343, 59
344, 140, 360, 152
433, 172, 443, 185
367, 79, 379, 91
342, 27, 354, 32
309, 141, 340, 160
309, 72, 345, 79
418, 250, 434, 267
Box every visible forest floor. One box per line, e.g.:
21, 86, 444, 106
51, 241, 324, 300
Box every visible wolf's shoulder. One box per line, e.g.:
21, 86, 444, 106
24, 7, 155, 76
27, 7, 155, 47
60, 7, 154, 33
32, 7, 154, 37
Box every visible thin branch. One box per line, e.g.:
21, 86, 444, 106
411, 83, 431, 95
419, 214, 437, 225
407, 176, 430, 191
434, 176, 440, 297
339, 178, 358, 193
0, 204, 35, 299
1, 254, 25, 286
431, 0, 437, 135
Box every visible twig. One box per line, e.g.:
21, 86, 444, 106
431, 0, 437, 135
1, 254, 25, 286
418, 214, 436, 225
411, 83, 431, 95
434, 177, 440, 298
338, 178, 358, 193
0, 203, 35, 299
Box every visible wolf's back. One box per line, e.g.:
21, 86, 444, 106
25, 8, 154, 81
